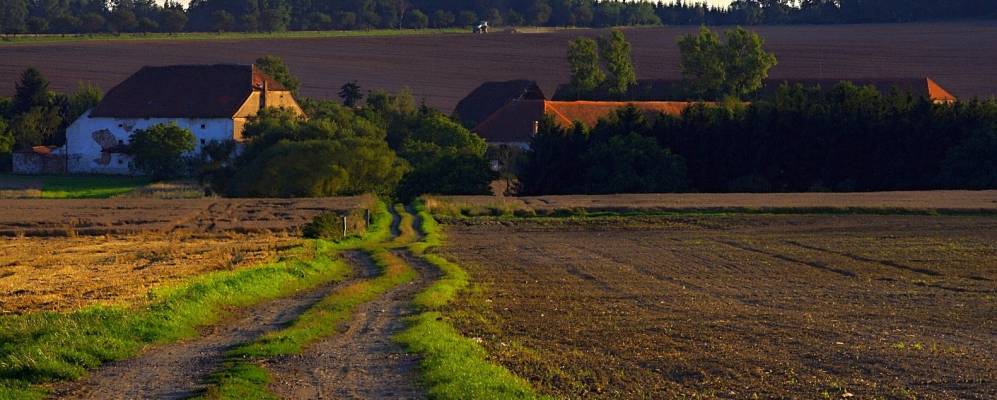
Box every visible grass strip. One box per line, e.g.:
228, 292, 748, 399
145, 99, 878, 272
195, 249, 416, 399
0, 241, 348, 399
409, 198, 442, 255
0, 174, 150, 199
0, 29, 468, 46
396, 199, 546, 400
0, 200, 391, 399
389, 203, 418, 248
329, 200, 392, 250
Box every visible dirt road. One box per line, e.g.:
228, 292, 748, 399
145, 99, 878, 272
48, 269, 357, 399
265, 250, 435, 399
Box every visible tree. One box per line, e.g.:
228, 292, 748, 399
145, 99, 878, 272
456, 10, 477, 28
128, 123, 195, 179
404, 9, 428, 29
254, 55, 299, 94
80, 13, 105, 33
13, 67, 49, 115
333, 11, 357, 30
302, 12, 332, 30
211, 10, 235, 32
581, 132, 687, 193
161, 8, 188, 33
678, 26, 777, 100
65, 82, 103, 122
431, 10, 454, 28
11, 106, 62, 148
567, 37, 605, 97
0, 0, 29, 34
260, 8, 290, 32
599, 29, 636, 97
937, 127, 997, 189
0, 119, 14, 155
339, 81, 363, 107
27, 16, 49, 33
109, 7, 138, 33
396, 113, 495, 200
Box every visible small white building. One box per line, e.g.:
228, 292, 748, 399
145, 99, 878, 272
61, 64, 304, 175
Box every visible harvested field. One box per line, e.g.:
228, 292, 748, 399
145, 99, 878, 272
0, 195, 372, 237
429, 190, 997, 215
0, 234, 298, 314
0, 196, 373, 313
1, 22, 996, 112
442, 215, 997, 399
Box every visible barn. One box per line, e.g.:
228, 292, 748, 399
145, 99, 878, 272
59, 64, 304, 175
472, 100, 702, 148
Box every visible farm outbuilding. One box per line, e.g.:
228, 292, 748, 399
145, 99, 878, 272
452, 80, 545, 128
472, 100, 702, 148
51, 64, 305, 175
12, 146, 66, 175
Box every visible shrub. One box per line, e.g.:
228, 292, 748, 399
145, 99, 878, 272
128, 123, 195, 179
302, 212, 343, 239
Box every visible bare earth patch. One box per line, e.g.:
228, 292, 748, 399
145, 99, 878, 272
442, 214, 997, 399
429, 190, 997, 214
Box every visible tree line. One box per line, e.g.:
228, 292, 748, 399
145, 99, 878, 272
517, 25, 996, 194
1, 0, 994, 35
0, 68, 101, 169
520, 84, 997, 194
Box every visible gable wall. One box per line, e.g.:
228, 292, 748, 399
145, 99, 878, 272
65, 110, 235, 175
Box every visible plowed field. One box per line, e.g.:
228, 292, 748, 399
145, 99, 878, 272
2, 22, 996, 112
442, 214, 997, 398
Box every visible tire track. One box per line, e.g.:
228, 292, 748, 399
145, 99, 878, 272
784, 240, 942, 276
264, 250, 437, 399
715, 239, 857, 278
49, 262, 358, 400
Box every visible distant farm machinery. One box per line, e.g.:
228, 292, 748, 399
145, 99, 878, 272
473, 21, 489, 34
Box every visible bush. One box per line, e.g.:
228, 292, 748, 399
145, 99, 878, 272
128, 123, 195, 179
302, 212, 343, 239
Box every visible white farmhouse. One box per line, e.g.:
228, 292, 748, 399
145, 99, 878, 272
63, 64, 304, 175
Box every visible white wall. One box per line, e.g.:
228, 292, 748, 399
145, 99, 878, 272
65, 110, 235, 175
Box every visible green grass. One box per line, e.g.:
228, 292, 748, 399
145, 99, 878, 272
396, 198, 546, 399
0, 28, 468, 45
0, 241, 349, 399
389, 203, 418, 248
196, 249, 416, 399
0, 174, 150, 198
0, 199, 392, 399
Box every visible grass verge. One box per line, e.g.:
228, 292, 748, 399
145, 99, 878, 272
396, 199, 546, 399
195, 249, 416, 399
0, 200, 391, 399
0, 174, 150, 199
0, 241, 348, 399
389, 203, 418, 248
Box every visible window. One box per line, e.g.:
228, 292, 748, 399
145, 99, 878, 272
117, 124, 123, 128
118, 140, 123, 145
200, 124, 206, 129
200, 139, 206, 145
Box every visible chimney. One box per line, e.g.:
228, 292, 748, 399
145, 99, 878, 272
260, 78, 268, 110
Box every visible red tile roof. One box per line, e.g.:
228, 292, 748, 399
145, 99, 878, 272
91, 64, 287, 119
473, 100, 701, 144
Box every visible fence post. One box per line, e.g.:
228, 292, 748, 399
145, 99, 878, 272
343, 216, 348, 237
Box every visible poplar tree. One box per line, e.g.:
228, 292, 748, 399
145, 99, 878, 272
567, 37, 604, 98
599, 29, 637, 98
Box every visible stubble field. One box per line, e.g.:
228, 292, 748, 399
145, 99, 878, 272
442, 214, 997, 399
1, 22, 996, 112
0, 196, 372, 313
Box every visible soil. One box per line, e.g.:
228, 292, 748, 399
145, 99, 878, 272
48, 270, 358, 400
264, 250, 437, 400
428, 190, 997, 215
0, 196, 372, 237
442, 214, 997, 399
1, 22, 995, 112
